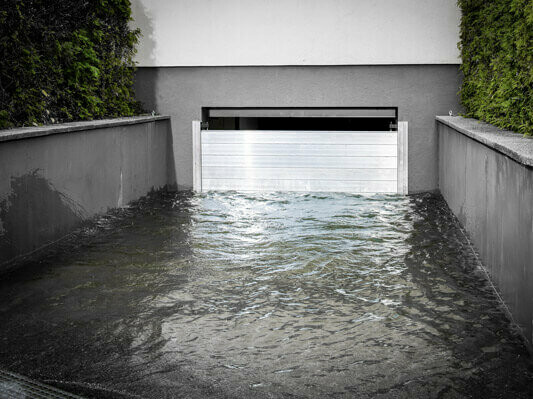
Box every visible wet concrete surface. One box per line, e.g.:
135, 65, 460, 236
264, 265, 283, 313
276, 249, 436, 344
439, 120, 533, 347
0, 171, 85, 264
0, 191, 532, 398
0, 117, 169, 267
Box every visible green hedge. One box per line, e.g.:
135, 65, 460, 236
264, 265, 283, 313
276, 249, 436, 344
458, 0, 532, 136
0, 0, 142, 129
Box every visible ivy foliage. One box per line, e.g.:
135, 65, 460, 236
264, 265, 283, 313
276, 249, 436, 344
458, 0, 533, 135
0, 0, 142, 129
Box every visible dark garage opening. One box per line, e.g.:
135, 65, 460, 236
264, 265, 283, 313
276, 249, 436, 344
204, 107, 398, 131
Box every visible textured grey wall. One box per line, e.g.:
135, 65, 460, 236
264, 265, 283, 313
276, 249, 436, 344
438, 122, 533, 347
0, 118, 171, 268
134, 65, 462, 192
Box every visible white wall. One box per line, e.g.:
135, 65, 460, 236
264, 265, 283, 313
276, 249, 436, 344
131, 0, 461, 66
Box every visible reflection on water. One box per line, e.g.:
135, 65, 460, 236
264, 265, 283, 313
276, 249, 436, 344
0, 192, 531, 399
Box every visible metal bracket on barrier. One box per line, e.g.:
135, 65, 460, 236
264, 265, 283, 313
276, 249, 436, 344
192, 120, 202, 192
397, 121, 409, 195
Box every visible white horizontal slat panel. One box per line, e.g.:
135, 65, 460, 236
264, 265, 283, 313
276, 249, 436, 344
202, 179, 397, 193
203, 155, 397, 168
202, 143, 397, 157
199, 129, 400, 193
202, 131, 397, 145
203, 167, 397, 181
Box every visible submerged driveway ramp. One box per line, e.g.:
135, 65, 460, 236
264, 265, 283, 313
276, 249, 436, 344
193, 122, 408, 194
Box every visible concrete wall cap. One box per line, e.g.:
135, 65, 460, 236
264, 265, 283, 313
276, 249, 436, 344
436, 115, 533, 167
0, 116, 170, 143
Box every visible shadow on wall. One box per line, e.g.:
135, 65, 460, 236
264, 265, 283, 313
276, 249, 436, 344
0, 170, 86, 265
130, 0, 158, 113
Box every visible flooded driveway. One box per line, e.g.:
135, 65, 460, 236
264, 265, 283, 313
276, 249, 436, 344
0, 192, 531, 398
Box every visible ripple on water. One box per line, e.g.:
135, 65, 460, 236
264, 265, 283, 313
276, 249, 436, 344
0, 191, 531, 398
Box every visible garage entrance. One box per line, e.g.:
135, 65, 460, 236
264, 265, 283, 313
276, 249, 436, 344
193, 108, 408, 194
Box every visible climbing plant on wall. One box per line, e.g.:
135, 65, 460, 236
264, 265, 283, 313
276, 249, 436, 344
458, 0, 532, 136
0, 0, 142, 129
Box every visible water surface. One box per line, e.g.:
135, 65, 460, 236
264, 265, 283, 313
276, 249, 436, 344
0, 192, 531, 398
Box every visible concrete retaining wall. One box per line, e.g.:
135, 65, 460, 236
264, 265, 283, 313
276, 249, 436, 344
134, 65, 462, 193
0, 116, 171, 268
437, 116, 533, 347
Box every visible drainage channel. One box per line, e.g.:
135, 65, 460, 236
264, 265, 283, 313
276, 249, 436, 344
0, 369, 84, 399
